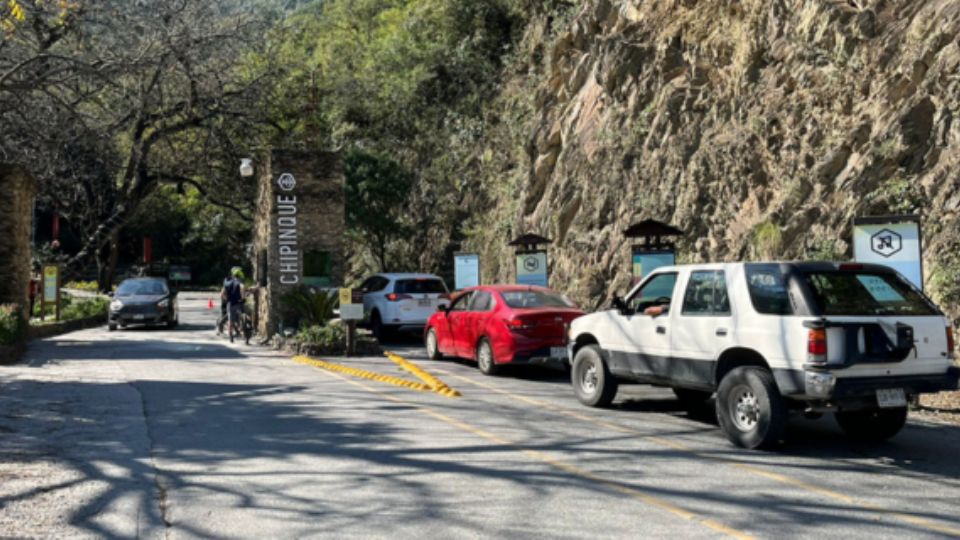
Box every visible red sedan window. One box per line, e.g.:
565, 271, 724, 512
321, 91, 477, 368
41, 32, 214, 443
500, 290, 574, 309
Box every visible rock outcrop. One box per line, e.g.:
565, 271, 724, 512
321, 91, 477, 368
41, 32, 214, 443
460, 0, 960, 314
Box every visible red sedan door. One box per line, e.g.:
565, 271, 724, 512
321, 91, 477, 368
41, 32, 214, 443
443, 291, 473, 357
460, 290, 495, 360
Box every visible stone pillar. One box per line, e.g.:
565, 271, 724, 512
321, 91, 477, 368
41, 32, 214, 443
251, 150, 345, 338
0, 164, 36, 323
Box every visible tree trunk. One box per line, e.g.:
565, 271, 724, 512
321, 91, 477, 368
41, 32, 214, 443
97, 229, 120, 292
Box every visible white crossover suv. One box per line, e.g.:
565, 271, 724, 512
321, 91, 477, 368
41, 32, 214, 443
359, 273, 450, 339
567, 262, 958, 449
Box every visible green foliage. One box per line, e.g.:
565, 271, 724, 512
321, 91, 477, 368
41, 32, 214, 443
61, 296, 109, 321
344, 150, 415, 271
281, 287, 338, 328
31, 293, 108, 321
930, 250, 960, 314
65, 280, 100, 292
806, 238, 845, 261
751, 221, 783, 259
865, 175, 925, 215
125, 185, 251, 285
0, 304, 24, 346
297, 323, 347, 349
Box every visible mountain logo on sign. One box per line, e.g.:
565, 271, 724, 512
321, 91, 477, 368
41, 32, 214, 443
277, 173, 296, 191
870, 229, 902, 258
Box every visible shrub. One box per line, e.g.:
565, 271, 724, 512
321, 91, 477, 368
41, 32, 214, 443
298, 323, 347, 350
64, 280, 99, 292
0, 304, 24, 346
281, 287, 338, 328
61, 297, 109, 321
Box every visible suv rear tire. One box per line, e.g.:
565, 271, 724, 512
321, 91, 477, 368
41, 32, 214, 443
835, 407, 907, 442
571, 345, 618, 407
716, 366, 786, 449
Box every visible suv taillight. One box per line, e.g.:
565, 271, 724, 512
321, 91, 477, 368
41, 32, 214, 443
808, 328, 827, 364
947, 326, 955, 358
386, 293, 412, 302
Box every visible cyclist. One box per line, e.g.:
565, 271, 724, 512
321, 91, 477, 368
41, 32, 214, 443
221, 267, 245, 343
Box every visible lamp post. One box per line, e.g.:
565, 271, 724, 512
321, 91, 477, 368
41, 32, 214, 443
240, 158, 254, 178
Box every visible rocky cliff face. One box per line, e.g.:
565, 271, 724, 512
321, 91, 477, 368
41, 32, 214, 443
460, 0, 960, 315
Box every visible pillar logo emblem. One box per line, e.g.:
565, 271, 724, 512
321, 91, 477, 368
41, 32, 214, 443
277, 173, 296, 191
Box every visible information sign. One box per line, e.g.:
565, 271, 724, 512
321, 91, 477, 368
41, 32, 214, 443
516, 251, 548, 287
454, 252, 480, 290
853, 216, 923, 289
632, 250, 675, 284
42, 265, 59, 305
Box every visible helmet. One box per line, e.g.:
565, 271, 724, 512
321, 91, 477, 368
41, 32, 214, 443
231, 267, 245, 279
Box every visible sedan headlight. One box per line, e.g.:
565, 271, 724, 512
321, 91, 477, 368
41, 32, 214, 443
110, 300, 123, 311
157, 299, 170, 309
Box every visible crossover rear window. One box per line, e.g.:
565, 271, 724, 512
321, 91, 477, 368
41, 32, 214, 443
803, 271, 937, 316
394, 279, 447, 294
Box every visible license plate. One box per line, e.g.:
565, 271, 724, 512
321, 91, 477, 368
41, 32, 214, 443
550, 347, 568, 360
876, 388, 907, 408
418, 298, 431, 307
134, 314, 145, 321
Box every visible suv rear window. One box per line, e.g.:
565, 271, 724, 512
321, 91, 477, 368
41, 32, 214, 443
394, 279, 447, 294
745, 265, 794, 315
803, 271, 937, 316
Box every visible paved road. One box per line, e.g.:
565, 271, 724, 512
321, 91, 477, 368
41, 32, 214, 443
2, 293, 960, 538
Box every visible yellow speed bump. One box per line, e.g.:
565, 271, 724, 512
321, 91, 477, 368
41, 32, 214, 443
294, 355, 432, 392
385, 351, 462, 398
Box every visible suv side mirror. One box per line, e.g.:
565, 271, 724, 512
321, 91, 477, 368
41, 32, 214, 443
611, 296, 629, 314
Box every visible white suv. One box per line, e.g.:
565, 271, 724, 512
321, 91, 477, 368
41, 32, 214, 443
359, 273, 450, 338
567, 262, 958, 449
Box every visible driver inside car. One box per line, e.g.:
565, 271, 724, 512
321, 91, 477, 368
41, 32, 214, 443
644, 302, 669, 316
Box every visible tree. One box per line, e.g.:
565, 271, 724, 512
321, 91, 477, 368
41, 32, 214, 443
344, 151, 414, 272
1, 0, 273, 287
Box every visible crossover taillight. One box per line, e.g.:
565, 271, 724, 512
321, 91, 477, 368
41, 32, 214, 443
808, 328, 827, 364
386, 293, 412, 302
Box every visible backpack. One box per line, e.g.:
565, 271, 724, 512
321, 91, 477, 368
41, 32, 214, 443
225, 279, 243, 304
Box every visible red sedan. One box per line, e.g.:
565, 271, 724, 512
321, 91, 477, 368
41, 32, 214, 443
424, 285, 584, 375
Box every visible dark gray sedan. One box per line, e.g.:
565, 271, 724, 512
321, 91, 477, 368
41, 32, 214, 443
108, 278, 179, 331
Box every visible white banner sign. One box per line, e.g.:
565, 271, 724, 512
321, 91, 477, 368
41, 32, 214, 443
853, 219, 922, 289
454, 253, 480, 290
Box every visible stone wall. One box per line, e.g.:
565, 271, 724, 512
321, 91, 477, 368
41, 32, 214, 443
251, 150, 345, 338
0, 164, 35, 323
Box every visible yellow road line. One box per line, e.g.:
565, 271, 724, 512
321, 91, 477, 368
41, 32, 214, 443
317, 365, 753, 540
385, 351, 461, 398
437, 369, 960, 537
293, 355, 432, 393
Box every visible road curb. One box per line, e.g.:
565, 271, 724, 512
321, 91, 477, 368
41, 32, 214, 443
385, 351, 461, 398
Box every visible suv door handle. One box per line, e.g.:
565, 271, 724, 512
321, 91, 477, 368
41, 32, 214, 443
656, 326, 667, 335
716, 328, 728, 336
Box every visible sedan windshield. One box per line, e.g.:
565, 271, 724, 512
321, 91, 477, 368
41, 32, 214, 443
803, 271, 937, 316
501, 290, 575, 309
117, 280, 168, 296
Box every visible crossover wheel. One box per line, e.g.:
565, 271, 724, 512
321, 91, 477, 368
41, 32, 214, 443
476, 338, 499, 375
425, 328, 442, 360
716, 366, 786, 449
571, 345, 618, 407
835, 407, 907, 442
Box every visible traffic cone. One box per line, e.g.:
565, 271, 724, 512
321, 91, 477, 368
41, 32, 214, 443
208, 299, 214, 309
